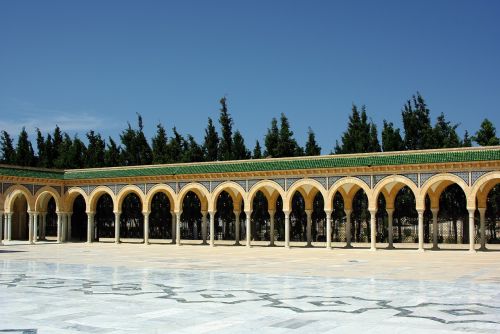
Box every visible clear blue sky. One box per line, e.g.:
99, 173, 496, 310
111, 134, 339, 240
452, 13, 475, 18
1, 0, 499, 153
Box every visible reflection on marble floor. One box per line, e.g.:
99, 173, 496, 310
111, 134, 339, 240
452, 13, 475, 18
0, 260, 499, 333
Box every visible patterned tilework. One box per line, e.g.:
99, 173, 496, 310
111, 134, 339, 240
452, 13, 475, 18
471, 171, 489, 185
247, 179, 259, 191
373, 174, 390, 187
419, 173, 436, 187
273, 178, 286, 191
285, 178, 301, 190
355, 175, 371, 188
327, 176, 343, 190
403, 173, 419, 186
452, 172, 470, 185
312, 177, 327, 189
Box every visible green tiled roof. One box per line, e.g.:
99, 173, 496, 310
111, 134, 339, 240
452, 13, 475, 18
0, 165, 64, 180
1, 148, 499, 181
64, 148, 500, 180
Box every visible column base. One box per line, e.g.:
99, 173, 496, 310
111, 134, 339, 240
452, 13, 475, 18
479, 246, 487, 251
431, 245, 440, 251
202, 241, 208, 245
176, 243, 181, 247
370, 247, 377, 251
469, 248, 476, 253
234, 241, 241, 246
269, 242, 275, 247
344, 244, 353, 249
417, 248, 425, 252
144, 241, 150, 245
386, 244, 394, 250
305, 243, 313, 248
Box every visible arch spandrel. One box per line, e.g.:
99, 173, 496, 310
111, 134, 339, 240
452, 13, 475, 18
64, 187, 89, 212
418, 173, 471, 211
4, 184, 34, 212
116, 185, 146, 212
284, 178, 327, 212
144, 184, 176, 213
327, 177, 373, 212
176, 182, 210, 213
0, 194, 5, 212
246, 180, 286, 212
89, 186, 117, 212
34, 186, 62, 212
470, 171, 500, 208
210, 181, 247, 212
372, 175, 419, 210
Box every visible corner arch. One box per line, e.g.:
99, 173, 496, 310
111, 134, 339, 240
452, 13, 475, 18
4, 184, 34, 212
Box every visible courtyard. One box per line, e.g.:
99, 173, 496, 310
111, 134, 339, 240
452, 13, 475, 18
0, 242, 499, 333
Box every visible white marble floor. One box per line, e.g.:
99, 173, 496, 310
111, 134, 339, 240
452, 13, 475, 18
0, 245, 499, 333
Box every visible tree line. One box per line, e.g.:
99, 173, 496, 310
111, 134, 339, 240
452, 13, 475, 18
0, 93, 499, 169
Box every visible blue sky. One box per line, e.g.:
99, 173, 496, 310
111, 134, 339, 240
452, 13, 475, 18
0, 0, 499, 153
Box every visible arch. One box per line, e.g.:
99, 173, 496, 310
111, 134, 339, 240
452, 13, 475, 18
284, 178, 327, 212
328, 177, 373, 211
210, 181, 246, 213
144, 184, 176, 213
176, 183, 209, 212
247, 180, 286, 211
4, 184, 34, 212
418, 173, 470, 211
34, 186, 62, 212
64, 187, 89, 213
372, 175, 419, 210
470, 171, 500, 208
116, 185, 146, 212
89, 186, 116, 212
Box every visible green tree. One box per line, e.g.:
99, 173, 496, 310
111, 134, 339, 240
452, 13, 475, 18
433, 113, 460, 148
232, 130, 250, 160
401, 92, 434, 150
105, 137, 122, 167
135, 114, 153, 165
462, 130, 472, 147
369, 123, 381, 152
381, 120, 404, 151
86, 130, 105, 168
69, 136, 86, 169
473, 118, 499, 146
183, 135, 204, 162
203, 117, 219, 161
305, 127, 321, 156
120, 114, 153, 165
35, 129, 46, 167
253, 140, 262, 159
152, 123, 169, 164
264, 117, 279, 157
14, 127, 35, 166
335, 105, 377, 153
0, 130, 15, 164
168, 127, 185, 163
218, 97, 233, 160
52, 125, 63, 164
54, 133, 73, 169
277, 113, 301, 157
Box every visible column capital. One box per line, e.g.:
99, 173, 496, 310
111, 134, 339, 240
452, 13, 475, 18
86, 211, 96, 216
467, 208, 476, 215
113, 211, 122, 215
305, 209, 313, 216
268, 209, 276, 215
344, 208, 352, 215
201, 210, 208, 217
477, 207, 487, 215
368, 209, 377, 216
244, 210, 251, 216
233, 210, 241, 216
283, 210, 291, 216
324, 209, 332, 215
430, 208, 439, 215
142, 211, 151, 216
386, 208, 395, 215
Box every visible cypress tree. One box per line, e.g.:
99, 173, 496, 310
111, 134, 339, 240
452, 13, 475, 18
381, 121, 404, 152
86, 130, 105, 168
277, 113, 301, 157
335, 104, 376, 153
152, 123, 169, 164
0, 130, 15, 164
253, 140, 262, 159
183, 135, 204, 162
14, 127, 35, 166
52, 125, 63, 163
203, 118, 219, 161
35, 129, 46, 167
401, 92, 434, 150
168, 127, 185, 163
105, 137, 122, 167
369, 123, 381, 152
473, 119, 499, 146
69, 136, 86, 169
54, 133, 73, 169
120, 123, 137, 166
305, 127, 321, 156
232, 130, 250, 160
433, 113, 460, 148
264, 117, 279, 157
462, 130, 472, 147
218, 97, 233, 160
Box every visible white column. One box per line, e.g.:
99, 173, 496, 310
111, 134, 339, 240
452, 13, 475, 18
345, 209, 352, 248
33, 213, 38, 243
201, 211, 208, 245
305, 209, 313, 247
234, 211, 241, 245
431, 208, 439, 250
7, 213, 12, 241
417, 210, 424, 251
170, 212, 176, 243
41, 213, 46, 240
387, 209, 394, 249
326, 210, 332, 249
176, 212, 181, 246
478, 208, 486, 251
66, 213, 72, 242
61, 214, 67, 242
284, 211, 290, 248
87, 212, 94, 243
114, 211, 120, 244
468, 209, 476, 252
57, 213, 62, 243
245, 211, 251, 247
369, 210, 377, 251
0, 212, 3, 244
269, 210, 275, 246
28, 212, 34, 244
209, 211, 215, 247
144, 212, 150, 244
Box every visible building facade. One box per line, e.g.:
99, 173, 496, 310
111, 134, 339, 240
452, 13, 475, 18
1, 146, 499, 251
